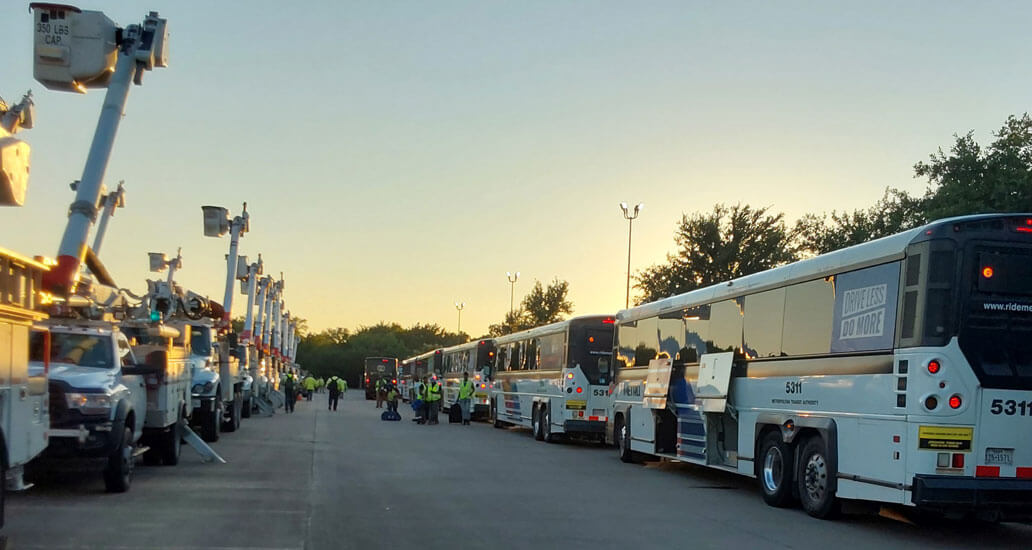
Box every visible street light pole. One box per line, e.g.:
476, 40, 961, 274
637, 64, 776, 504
455, 301, 465, 334
620, 202, 644, 309
506, 271, 520, 314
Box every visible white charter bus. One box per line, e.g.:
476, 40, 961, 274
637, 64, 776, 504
489, 315, 615, 442
609, 214, 1032, 519
440, 339, 495, 419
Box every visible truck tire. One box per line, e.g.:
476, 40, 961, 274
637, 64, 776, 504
104, 426, 134, 493
161, 416, 182, 466
222, 394, 241, 432
201, 400, 221, 443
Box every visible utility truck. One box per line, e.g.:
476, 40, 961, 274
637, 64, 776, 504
0, 89, 51, 526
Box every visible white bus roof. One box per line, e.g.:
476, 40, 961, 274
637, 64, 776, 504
617, 214, 1028, 324
493, 314, 614, 346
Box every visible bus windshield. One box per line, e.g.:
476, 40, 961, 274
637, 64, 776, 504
570, 324, 614, 385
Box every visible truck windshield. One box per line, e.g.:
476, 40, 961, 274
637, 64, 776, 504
191, 326, 212, 357
31, 332, 113, 368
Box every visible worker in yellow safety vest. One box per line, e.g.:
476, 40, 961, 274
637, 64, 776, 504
375, 377, 385, 409
425, 375, 442, 425
457, 371, 475, 425
303, 375, 317, 401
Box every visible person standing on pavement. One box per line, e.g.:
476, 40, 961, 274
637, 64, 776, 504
375, 377, 385, 409
457, 371, 475, 425
282, 372, 297, 413
426, 375, 442, 425
303, 375, 317, 401
327, 375, 342, 411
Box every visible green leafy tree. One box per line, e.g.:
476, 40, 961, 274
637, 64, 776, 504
295, 322, 465, 387
487, 278, 573, 336
635, 203, 797, 305
794, 188, 926, 255
915, 113, 1032, 220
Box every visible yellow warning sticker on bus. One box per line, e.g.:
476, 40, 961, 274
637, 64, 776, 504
918, 426, 973, 451
566, 400, 587, 410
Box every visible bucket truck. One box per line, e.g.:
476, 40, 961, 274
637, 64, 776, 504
23, 4, 171, 492
0, 90, 50, 526
197, 204, 248, 435
235, 254, 261, 418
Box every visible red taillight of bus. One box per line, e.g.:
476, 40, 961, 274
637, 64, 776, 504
927, 360, 941, 374
952, 453, 964, 468
982, 266, 994, 278
602, 318, 615, 324
365, 377, 370, 383
576, 387, 582, 394
1017, 219, 1032, 233
392, 379, 397, 384
949, 395, 962, 409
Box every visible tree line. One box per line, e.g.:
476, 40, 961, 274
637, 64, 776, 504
635, 113, 1032, 304
293, 114, 1032, 381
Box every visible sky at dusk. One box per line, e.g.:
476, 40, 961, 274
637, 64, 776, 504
1, 1, 1030, 337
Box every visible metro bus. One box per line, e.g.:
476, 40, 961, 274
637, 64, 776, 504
439, 339, 496, 420
400, 349, 442, 402
363, 357, 398, 400
609, 214, 1032, 520
489, 315, 615, 442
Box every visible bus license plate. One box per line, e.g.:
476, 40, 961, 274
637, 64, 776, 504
985, 448, 1014, 466
566, 400, 586, 410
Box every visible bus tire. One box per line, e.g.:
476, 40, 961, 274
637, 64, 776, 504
491, 400, 505, 429
543, 407, 558, 443
533, 406, 544, 441
616, 415, 637, 464
797, 436, 840, 519
758, 431, 794, 507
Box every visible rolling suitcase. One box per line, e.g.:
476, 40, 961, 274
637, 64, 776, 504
381, 410, 401, 421
448, 403, 462, 424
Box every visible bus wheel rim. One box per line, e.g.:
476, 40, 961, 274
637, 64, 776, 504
804, 453, 827, 501
763, 446, 783, 492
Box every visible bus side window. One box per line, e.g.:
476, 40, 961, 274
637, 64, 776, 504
510, 343, 521, 371
526, 338, 538, 370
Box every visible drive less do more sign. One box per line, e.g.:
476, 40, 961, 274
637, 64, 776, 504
831, 263, 900, 353
839, 285, 887, 340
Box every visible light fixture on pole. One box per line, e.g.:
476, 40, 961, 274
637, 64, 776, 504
506, 271, 520, 314
620, 202, 644, 309
455, 301, 465, 334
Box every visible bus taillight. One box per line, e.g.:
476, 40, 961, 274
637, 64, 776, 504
927, 360, 941, 374
949, 395, 962, 409
982, 266, 994, 278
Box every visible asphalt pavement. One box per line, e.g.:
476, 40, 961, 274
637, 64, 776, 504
5, 392, 1031, 549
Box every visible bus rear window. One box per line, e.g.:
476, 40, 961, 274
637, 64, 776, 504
979, 252, 1032, 295
571, 327, 614, 384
